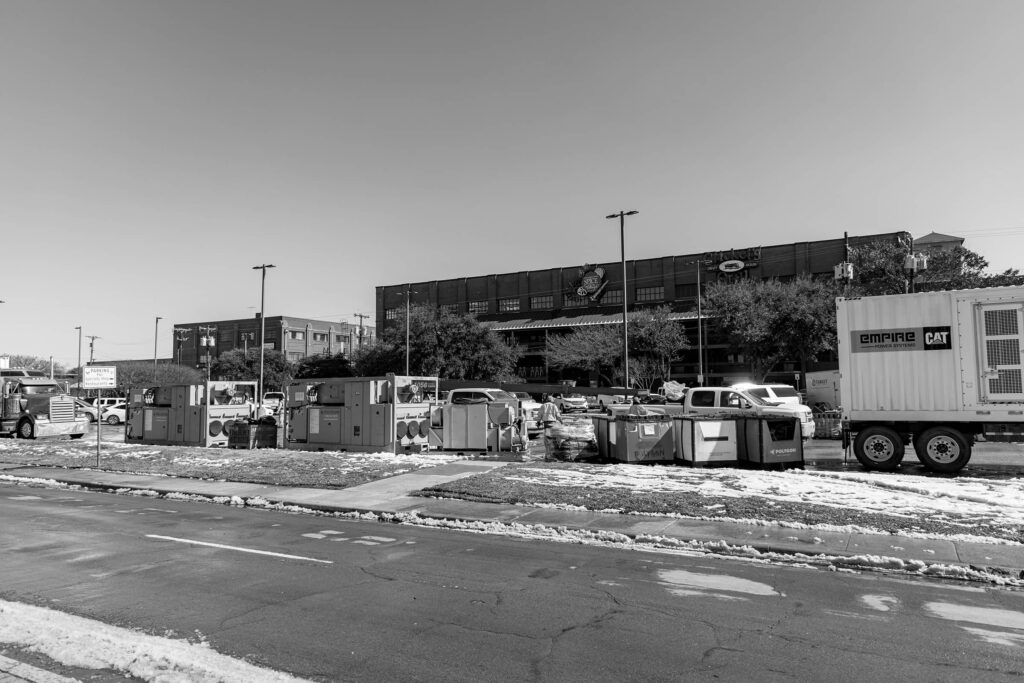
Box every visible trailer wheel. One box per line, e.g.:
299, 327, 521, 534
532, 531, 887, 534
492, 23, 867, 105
16, 420, 35, 439
852, 426, 904, 471
913, 427, 971, 474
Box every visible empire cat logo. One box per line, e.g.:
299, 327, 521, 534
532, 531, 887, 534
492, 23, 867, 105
852, 326, 952, 353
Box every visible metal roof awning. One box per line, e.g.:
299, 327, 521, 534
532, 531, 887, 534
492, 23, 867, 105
485, 310, 699, 332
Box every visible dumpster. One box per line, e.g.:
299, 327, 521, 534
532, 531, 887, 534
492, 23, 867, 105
611, 413, 675, 463
228, 420, 278, 449
674, 416, 739, 466
738, 417, 804, 466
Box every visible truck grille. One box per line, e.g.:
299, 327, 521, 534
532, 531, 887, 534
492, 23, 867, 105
49, 397, 76, 422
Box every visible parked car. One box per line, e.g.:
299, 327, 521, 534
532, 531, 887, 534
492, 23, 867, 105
88, 396, 124, 411
730, 383, 803, 406
553, 392, 589, 413
262, 391, 285, 415
73, 398, 100, 423
595, 387, 628, 409
637, 392, 667, 405
101, 402, 127, 425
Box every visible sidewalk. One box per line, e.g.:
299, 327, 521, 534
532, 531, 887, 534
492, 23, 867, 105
3, 461, 1022, 579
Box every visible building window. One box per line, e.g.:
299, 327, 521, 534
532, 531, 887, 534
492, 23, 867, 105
439, 303, 459, 314
468, 300, 488, 314
498, 297, 520, 313
563, 293, 588, 308
313, 332, 328, 342
635, 286, 664, 302
602, 289, 623, 305
289, 331, 305, 340
287, 352, 303, 361
385, 308, 399, 320
530, 295, 553, 310
335, 334, 345, 343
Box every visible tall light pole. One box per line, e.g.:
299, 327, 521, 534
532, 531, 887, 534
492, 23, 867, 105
404, 286, 416, 376
253, 264, 276, 406
74, 326, 82, 391
606, 210, 638, 389
154, 316, 162, 367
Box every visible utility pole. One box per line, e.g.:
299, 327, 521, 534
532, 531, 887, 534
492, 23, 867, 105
173, 328, 190, 365
252, 264, 276, 407
154, 316, 162, 367
198, 325, 217, 383
85, 336, 100, 364
354, 313, 370, 349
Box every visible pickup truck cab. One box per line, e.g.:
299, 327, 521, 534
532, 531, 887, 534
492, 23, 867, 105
684, 386, 815, 440
444, 388, 541, 434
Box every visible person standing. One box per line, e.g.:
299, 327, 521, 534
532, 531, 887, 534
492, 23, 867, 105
537, 394, 562, 459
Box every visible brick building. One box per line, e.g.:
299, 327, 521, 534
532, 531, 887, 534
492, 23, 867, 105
172, 315, 375, 368
377, 231, 910, 387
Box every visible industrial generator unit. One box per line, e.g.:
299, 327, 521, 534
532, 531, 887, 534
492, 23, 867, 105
285, 375, 439, 453
125, 381, 258, 447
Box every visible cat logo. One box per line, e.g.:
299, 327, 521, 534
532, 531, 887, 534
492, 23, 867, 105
923, 326, 953, 350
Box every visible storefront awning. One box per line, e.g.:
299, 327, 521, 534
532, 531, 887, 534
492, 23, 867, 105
485, 310, 699, 332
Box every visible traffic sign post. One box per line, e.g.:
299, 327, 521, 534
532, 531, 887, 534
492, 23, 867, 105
82, 367, 117, 466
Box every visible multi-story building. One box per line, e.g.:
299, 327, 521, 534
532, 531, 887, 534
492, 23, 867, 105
376, 231, 910, 387
172, 315, 375, 368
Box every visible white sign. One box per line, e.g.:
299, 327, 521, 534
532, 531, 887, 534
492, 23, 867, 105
718, 259, 746, 273
82, 366, 117, 389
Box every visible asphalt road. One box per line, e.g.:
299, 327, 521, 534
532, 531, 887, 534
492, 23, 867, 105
2, 484, 1023, 681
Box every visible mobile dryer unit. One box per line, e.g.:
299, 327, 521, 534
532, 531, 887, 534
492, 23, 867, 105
284, 374, 525, 453
285, 374, 438, 453
125, 381, 257, 447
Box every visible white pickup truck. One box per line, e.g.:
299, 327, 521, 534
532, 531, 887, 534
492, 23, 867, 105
682, 386, 815, 440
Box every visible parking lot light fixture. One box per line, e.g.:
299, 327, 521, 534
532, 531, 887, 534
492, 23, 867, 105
606, 210, 638, 389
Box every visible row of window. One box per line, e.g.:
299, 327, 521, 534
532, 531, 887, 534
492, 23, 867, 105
386, 287, 668, 319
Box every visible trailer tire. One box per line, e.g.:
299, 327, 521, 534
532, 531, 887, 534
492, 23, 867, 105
913, 427, 971, 473
16, 419, 35, 439
852, 426, 904, 471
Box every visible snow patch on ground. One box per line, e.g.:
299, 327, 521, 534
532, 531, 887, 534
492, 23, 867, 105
0, 599, 310, 682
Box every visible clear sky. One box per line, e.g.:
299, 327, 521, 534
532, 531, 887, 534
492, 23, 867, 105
2, 0, 1022, 368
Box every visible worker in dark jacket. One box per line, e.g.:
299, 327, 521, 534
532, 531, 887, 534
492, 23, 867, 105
537, 395, 562, 459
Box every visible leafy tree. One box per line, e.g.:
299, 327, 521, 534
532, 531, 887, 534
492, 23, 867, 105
848, 234, 914, 295
210, 349, 294, 391
545, 306, 689, 388
353, 305, 521, 381
850, 238, 1024, 294
703, 276, 839, 382
0, 354, 68, 375
629, 305, 690, 383
112, 362, 203, 394
545, 324, 623, 386
294, 352, 355, 379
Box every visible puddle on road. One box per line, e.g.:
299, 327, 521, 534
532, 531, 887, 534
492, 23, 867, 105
658, 569, 781, 599
925, 601, 1024, 646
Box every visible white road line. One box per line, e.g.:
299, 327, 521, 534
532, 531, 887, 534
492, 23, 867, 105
145, 535, 333, 564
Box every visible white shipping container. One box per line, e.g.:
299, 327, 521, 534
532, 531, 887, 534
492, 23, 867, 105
837, 285, 1024, 473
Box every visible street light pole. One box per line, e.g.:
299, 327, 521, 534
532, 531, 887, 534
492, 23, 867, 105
74, 326, 82, 391
405, 285, 413, 376
252, 264, 276, 407
154, 316, 162, 367
606, 210, 638, 389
